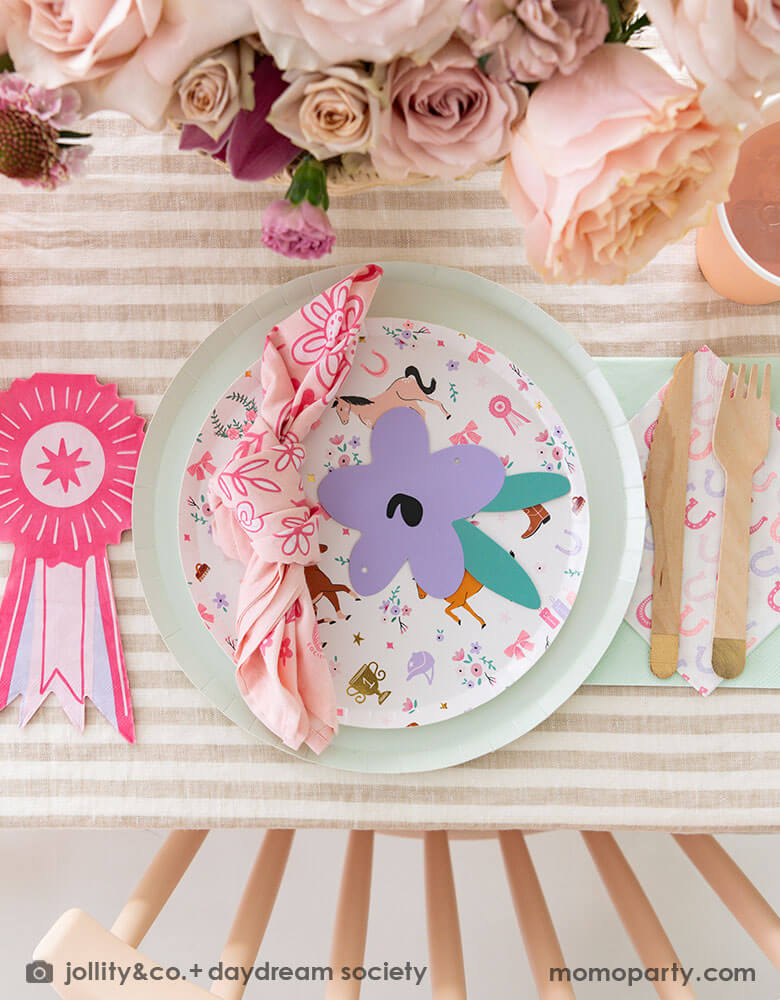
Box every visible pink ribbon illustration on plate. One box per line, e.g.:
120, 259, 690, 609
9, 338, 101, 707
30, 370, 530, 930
505, 630, 534, 659
0, 374, 144, 741
188, 451, 216, 480
449, 420, 482, 445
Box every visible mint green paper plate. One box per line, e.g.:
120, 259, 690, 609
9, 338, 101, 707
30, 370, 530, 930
133, 263, 645, 773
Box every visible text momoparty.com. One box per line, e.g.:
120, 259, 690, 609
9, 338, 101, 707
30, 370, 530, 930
63, 960, 428, 988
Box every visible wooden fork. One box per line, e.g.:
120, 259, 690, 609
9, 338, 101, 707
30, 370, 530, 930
712, 363, 772, 679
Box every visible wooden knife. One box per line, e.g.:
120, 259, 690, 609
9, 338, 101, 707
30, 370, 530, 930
645, 351, 696, 679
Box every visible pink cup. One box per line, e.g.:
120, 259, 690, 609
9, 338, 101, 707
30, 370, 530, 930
697, 100, 780, 305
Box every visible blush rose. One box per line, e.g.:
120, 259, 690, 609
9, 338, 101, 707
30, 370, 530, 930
501, 44, 740, 283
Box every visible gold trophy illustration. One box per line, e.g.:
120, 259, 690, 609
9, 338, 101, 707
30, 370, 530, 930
347, 662, 391, 705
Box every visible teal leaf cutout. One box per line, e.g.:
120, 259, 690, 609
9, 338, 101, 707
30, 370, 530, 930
453, 519, 541, 610
481, 472, 570, 513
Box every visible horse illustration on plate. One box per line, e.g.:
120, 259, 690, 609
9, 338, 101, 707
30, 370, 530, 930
332, 365, 450, 428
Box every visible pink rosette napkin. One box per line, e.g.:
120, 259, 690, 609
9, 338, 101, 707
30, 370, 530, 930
626, 346, 780, 694
208, 265, 383, 752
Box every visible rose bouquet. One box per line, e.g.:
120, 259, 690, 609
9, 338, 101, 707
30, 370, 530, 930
0, 0, 777, 282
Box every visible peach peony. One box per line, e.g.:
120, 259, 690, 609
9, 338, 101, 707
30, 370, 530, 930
501, 44, 740, 284
372, 38, 526, 181
643, 0, 780, 124
248, 0, 468, 71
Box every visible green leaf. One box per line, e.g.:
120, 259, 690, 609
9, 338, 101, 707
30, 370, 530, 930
481, 472, 570, 512
454, 519, 541, 610
57, 129, 92, 140
0, 53, 14, 74
284, 155, 330, 211
603, 0, 624, 41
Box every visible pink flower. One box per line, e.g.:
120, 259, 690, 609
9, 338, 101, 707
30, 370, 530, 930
452, 648, 466, 661
535, 430, 548, 442
292, 273, 364, 389
262, 199, 336, 261
5, 0, 162, 84
246, 408, 258, 421
460, 0, 608, 83
227, 427, 240, 440
248, 0, 469, 71
338, 454, 351, 466
273, 434, 306, 471
502, 44, 740, 284
551, 446, 563, 461
402, 697, 414, 712
0, 72, 80, 126
329, 434, 344, 445
643, 0, 780, 124
372, 38, 526, 181
470, 662, 483, 677
180, 57, 298, 182
0, 74, 91, 189
402, 320, 415, 330
274, 512, 318, 558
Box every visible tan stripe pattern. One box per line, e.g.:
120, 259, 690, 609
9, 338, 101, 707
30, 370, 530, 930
1, 110, 779, 832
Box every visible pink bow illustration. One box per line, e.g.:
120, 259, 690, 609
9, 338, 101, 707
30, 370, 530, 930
449, 420, 482, 445
504, 630, 534, 659
468, 342, 495, 364
188, 451, 216, 481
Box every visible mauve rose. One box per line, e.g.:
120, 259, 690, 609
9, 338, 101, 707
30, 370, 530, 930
371, 38, 526, 181
261, 199, 336, 260
249, 0, 468, 71
5, 0, 162, 83
460, 0, 608, 82
268, 64, 382, 159
501, 45, 740, 284
169, 40, 255, 140
643, 0, 780, 124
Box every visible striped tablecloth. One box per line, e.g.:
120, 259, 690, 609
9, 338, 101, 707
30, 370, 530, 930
1, 113, 779, 833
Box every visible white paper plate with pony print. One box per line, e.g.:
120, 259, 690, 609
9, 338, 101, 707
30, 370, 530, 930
180, 317, 590, 728
135, 263, 643, 772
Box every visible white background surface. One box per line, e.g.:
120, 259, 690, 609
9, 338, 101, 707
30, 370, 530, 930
3, 829, 780, 997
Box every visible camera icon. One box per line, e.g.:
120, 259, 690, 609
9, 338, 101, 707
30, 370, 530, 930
26, 961, 54, 984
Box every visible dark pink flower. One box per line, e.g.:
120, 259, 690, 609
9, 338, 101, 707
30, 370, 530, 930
179, 57, 298, 181
261, 199, 335, 260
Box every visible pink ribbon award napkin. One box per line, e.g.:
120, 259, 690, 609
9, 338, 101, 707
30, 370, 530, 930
625, 346, 780, 694
208, 265, 383, 752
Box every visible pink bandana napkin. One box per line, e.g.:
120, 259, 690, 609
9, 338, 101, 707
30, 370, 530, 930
626, 346, 780, 694
209, 265, 383, 752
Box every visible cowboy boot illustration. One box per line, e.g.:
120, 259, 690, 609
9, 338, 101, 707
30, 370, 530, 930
521, 504, 551, 539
